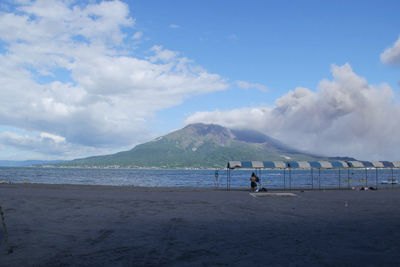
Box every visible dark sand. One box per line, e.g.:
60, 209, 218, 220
1, 184, 400, 266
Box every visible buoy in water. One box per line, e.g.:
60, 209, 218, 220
23, 180, 28, 184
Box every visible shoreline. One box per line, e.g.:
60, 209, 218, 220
1, 181, 399, 191
1, 165, 223, 170
1, 183, 400, 266
2, 166, 398, 191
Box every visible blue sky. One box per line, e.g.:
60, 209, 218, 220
132, 0, 399, 89
0, 0, 399, 160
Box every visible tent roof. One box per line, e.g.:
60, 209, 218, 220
227, 160, 399, 169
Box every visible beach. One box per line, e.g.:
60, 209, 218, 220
1, 184, 400, 266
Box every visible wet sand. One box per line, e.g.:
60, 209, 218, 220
1, 184, 400, 266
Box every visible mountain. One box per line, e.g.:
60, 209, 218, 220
56, 123, 331, 169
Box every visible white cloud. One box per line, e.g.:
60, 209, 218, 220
236, 80, 268, 92
40, 132, 66, 144
380, 36, 400, 66
0, 0, 228, 159
186, 63, 400, 160
0, 130, 117, 160
169, 24, 180, 29
0, 131, 65, 155
132, 31, 143, 40
148, 45, 179, 62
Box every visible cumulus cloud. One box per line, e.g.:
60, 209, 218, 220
236, 80, 268, 92
186, 63, 400, 160
381, 36, 400, 66
0, 0, 228, 159
0, 131, 68, 155
0, 131, 115, 159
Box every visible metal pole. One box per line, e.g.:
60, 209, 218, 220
392, 168, 394, 189
283, 168, 286, 191
365, 168, 368, 187
318, 168, 321, 190
226, 168, 230, 191
347, 168, 350, 189
229, 169, 231, 190
226, 168, 228, 191
289, 168, 292, 190
311, 168, 314, 190
339, 168, 341, 189
375, 168, 378, 189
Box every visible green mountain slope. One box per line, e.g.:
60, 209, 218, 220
58, 123, 326, 168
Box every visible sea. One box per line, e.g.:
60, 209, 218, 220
1, 167, 399, 189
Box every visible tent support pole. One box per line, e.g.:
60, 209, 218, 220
318, 168, 321, 190
392, 168, 394, 189
283, 169, 286, 191
347, 169, 350, 190
226, 168, 228, 191
226, 168, 230, 191
229, 169, 231, 190
311, 168, 314, 190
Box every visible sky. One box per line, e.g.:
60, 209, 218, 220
0, 0, 399, 161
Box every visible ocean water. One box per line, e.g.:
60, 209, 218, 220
1, 167, 399, 189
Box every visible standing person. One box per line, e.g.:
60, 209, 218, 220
250, 172, 257, 192
214, 169, 219, 188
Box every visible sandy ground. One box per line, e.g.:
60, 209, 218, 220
1, 184, 400, 266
